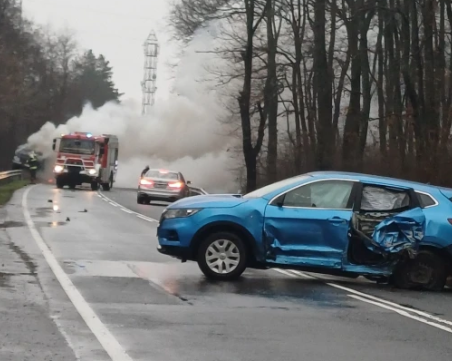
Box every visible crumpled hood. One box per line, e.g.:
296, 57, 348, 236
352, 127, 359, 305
169, 194, 247, 209
370, 207, 425, 255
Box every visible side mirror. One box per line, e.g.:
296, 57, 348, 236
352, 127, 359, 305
99, 146, 105, 156
187, 180, 192, 185
52, 139, 56, 151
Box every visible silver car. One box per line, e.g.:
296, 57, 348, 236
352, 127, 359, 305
137, 168, 191, 204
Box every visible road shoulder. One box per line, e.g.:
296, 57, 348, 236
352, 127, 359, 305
0, 194, 77, 360
0, 186, 112, 361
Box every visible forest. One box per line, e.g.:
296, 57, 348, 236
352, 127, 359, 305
171, 0, 452, 191
0, 0, 120, 170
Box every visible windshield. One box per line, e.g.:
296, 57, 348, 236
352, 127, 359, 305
59, 139, 95, 155
243, 174, 312, 199
145, 170, 179, 180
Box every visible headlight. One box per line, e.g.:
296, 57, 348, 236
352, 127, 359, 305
54, 165, 64, 173
162, 208, 201, 219
88, 169, 97, 175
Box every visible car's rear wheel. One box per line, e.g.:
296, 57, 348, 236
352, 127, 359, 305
137, 195, 146, 204
197, 231, 247, 281
392, 250, 448, 291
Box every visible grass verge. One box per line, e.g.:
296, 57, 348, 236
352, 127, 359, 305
0, 180, 28, 206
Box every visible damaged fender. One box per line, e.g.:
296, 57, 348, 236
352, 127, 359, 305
369, 207, 425, 257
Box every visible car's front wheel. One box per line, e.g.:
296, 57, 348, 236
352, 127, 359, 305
197, 231, 247, 281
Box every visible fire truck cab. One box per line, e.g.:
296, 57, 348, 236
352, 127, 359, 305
52, 132, 119, 191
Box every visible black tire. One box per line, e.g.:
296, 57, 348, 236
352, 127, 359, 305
102, 183, 111, 191
137, 195, 146, 204
91, 182, 98, 191
68, 183, 76, 190
197, 231, 248, 281
392, 250, 448, 291
56, 179, 64, 189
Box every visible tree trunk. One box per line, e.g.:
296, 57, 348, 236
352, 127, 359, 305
265, 0, 279, 183
313, 0, 332, 169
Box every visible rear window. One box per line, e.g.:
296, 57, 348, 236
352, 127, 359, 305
145, 170, 179, 180
416, 192, 437, 208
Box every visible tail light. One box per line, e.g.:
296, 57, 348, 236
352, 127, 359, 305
168, 182, 182, 188
140, 179, 153, 185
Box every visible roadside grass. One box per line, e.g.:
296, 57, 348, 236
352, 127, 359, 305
0, 180, 28, 206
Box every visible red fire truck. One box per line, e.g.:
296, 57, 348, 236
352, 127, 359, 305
52, 132, 119, 191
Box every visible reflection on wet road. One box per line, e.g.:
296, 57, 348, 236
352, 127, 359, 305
62, 257, 353, 309
2, 184, 451, 361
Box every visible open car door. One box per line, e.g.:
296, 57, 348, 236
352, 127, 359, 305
347, 183, 426, 266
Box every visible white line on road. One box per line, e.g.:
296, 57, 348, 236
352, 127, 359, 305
98, 191, 158, 223
137, 214, 155, 222
274, 268, 452, 331
349, 295, 452, 333
22, 185, 134, 361
325, 280, 452, 327
272, 268, 298, 278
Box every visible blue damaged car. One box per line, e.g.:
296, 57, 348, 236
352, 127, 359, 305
156, 171, 452, 291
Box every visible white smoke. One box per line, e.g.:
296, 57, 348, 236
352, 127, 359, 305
26, 23, 240, 193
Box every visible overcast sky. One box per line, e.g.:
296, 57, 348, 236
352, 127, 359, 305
22, 0, 175, 103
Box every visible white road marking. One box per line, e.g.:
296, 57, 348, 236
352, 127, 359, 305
137, 214, 155, 222
349, 295, 452, 333
274, 268, 452, 331
324, 281, 452, 327
98, 191, 158, 223
273, 268, 298, 278
286, 269, 316, 279
22, 186, 134, 361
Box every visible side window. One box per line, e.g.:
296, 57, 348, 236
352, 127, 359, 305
360, 185, 410, 211
179, 173, 186, 182
283, 180, 354, 209
416, 192, 436, 208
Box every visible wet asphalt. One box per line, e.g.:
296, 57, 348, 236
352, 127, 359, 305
0, 184, 451, 361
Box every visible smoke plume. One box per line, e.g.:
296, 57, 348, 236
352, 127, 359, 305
26, 24, 240, 193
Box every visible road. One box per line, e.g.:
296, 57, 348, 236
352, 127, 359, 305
1, 184, 451, 361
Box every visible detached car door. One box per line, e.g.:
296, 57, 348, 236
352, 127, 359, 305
263, 179, 358, 269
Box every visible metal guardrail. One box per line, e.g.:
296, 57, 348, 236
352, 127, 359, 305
0, 170, 24, 186
188, 186, 208, 196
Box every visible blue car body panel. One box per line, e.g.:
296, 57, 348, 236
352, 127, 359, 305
263, 207, 351, 269
370, 207, 425, 254
157, 171, 452, 277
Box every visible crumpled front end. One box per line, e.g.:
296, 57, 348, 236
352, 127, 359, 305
369, 207, 425, 257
